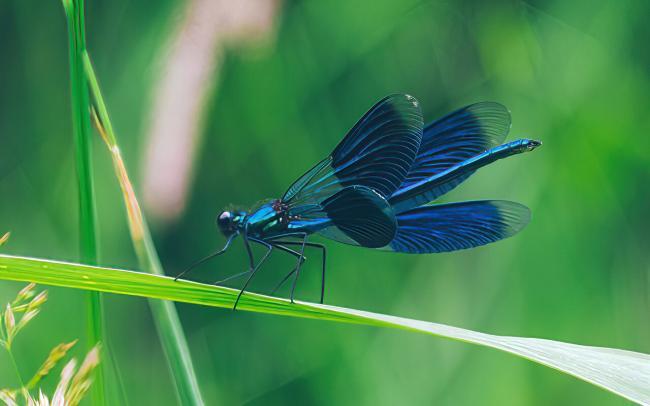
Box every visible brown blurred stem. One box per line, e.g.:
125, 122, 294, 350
84, 52, 205, 405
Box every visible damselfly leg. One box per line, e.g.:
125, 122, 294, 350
214, 240, 304, 286
271, 240, 327, 303
289, 233, 308, 303
233, 237, 273, 310
174, 232, 238, 281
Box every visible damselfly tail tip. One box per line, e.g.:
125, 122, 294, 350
525, 139, 542, 151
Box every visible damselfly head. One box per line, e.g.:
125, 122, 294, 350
216, 210, 246, 236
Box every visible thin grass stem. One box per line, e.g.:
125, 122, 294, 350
7, 350, 25, 388
61, 0, 105, 403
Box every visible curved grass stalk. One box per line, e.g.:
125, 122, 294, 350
82, 52, 204, 405
0, 253, 648, 405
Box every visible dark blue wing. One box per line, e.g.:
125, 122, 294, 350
282, 94, 423, 207
385, 200, 530, 254
288, 185, 397, 248
318, 185, 396, 248
391, 102, 511, 203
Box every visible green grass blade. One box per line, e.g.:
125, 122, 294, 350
82, 52, 204, 405
0, 254, 648, 404
60, 0, 105, 403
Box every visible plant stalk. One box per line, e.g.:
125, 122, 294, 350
83, 53, 205, 405
7, 350, 25, 389
61, 0, 105, 403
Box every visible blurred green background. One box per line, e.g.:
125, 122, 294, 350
1, 0, 649, 404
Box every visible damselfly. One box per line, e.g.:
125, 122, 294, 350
176, 94, 541, 309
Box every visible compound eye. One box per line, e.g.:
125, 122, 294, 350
217, 211, 232, 227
